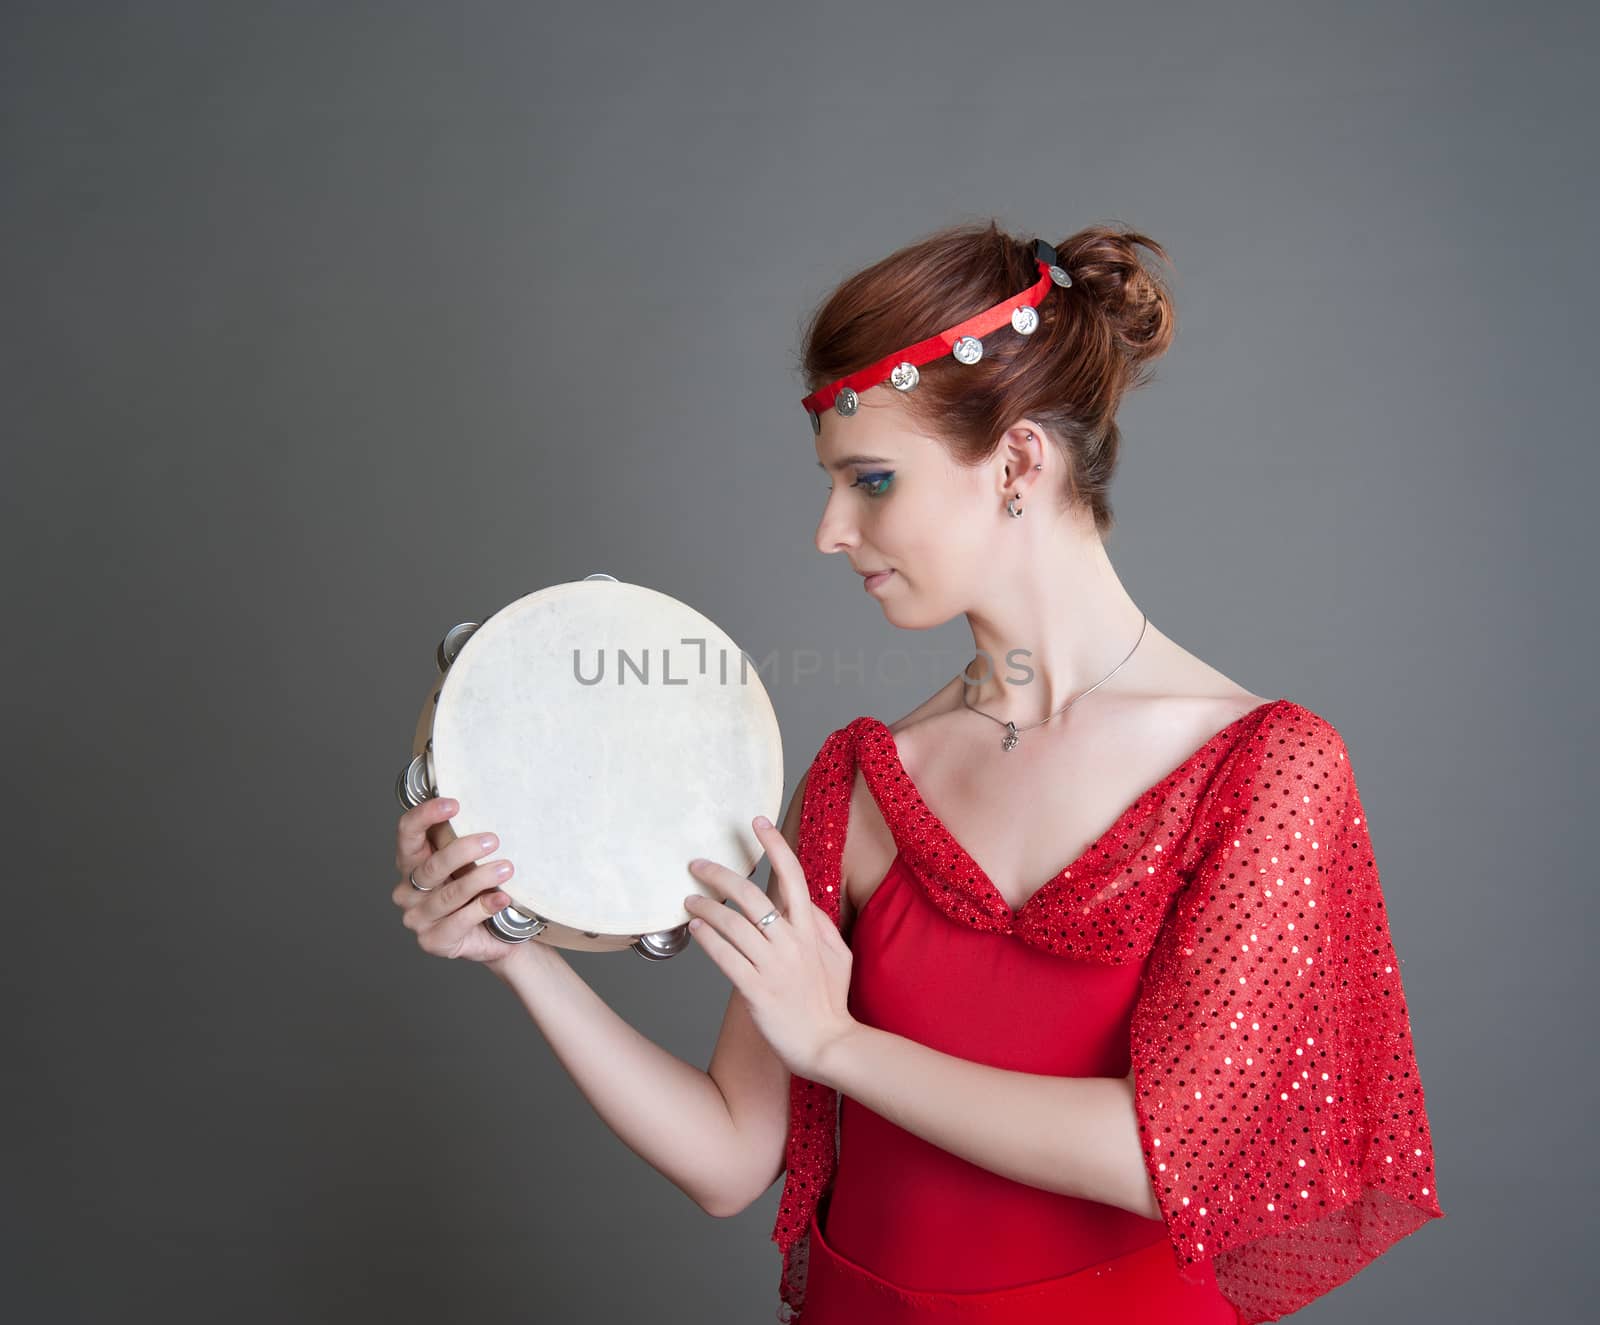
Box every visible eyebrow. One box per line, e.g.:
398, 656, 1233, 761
816, 454, 896, 471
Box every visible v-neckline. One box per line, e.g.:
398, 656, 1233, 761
856, 699, 1283, 922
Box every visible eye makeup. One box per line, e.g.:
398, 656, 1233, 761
827, 470, 894, 498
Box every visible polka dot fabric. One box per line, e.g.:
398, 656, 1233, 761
770, 700, 1443, 1323
1128, 701, 1443, 1320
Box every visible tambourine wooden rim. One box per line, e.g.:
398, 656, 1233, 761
398, 574, 783, 959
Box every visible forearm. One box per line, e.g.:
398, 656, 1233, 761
817, 1023, 1161, 1220
488, 944, 743, 1216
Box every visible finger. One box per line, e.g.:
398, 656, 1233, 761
687, 858, 788, 943
686, 906, 755, 991
404, 856, 513, 928
396, 797, 458, 872
753, 817, 811, 939
684, 880, 773, 968
416, 882, 515, 958
409, 830, 501, 899
394, 842, 474, 912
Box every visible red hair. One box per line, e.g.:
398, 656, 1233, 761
799, 219, 1176, 538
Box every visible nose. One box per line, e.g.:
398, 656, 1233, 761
814, 491, 859, 557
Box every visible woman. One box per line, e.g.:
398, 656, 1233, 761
391, 220, 1444, 1323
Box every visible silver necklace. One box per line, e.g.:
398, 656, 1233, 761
961, 613, 1149, 751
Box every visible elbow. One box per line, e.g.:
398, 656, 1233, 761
699, 1189, 753, 1220
699, 1162, 779, 1219
1135, 1184, 1163, 1222
1097, 1165, 1163, 1223
1125, 1141, 1164, 1222
694, 1164, 761, 1219
1111, 1072, 1165, 1222
1127, 1151, 1164, 1222
700, 1143, 783, 1219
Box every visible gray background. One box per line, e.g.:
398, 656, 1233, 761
3, 2, 1591, 1321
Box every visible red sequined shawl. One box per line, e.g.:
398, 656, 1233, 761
770, 699, 1444, 1324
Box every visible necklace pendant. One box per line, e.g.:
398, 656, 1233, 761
1001, 722, 1019, 752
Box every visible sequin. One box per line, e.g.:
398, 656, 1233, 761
770, 700, 1443, 1323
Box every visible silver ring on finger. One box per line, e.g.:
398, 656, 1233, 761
409, 867, 436, 893
755, 908, 780, 928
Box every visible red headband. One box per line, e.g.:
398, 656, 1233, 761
802, 238, 1074, 433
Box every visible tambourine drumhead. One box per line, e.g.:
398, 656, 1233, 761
412, 577, 783, 954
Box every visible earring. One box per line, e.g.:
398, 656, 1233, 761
1016, 432, 1039, 512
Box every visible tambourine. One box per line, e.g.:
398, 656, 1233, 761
396, 574, 784, 959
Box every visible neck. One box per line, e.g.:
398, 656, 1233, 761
960, 528, 1150, 723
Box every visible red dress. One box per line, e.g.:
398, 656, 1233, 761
771, 700, 1444, 1323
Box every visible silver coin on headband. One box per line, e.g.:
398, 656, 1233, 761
1048, 265, 1072, 287
835, 386, 859, 416
952, 336, 983, 365
1010, 306, 1039, 335
889, 361, 919, 391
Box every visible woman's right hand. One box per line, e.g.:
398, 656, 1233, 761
391, 797, 523, 966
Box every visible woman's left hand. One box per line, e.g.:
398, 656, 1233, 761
684, 816, 857, 1083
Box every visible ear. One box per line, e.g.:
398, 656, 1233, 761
995, 421, 1048, 494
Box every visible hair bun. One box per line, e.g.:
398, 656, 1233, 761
1053, 225, 1177, 386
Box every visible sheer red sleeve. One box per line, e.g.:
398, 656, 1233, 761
1129, 703, 1445, 1323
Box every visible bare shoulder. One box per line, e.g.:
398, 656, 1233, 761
1122, 627, 1276, 740
1141, 624, 1272, 709
880, 672, 972, 741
